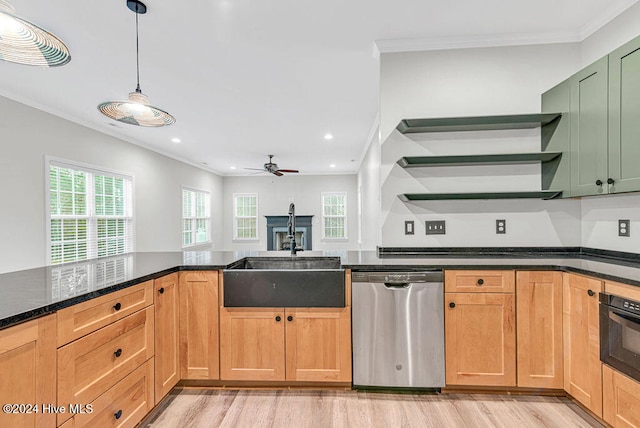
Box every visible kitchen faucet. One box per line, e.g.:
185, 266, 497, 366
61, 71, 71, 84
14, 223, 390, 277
287, 202, 297, 255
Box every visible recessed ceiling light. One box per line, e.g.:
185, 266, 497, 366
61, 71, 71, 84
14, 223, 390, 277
324, 133, 334, 140
329, 164, 336, 168
171, 137, 181, 143
230, 166, 236, 170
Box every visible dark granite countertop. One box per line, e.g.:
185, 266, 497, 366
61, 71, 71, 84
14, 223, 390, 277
1, 248, 639, 329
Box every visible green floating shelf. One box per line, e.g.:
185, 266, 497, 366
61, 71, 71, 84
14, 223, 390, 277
399, 191, 563, 201
397, 113, 562, 134
398, 152, 562, 168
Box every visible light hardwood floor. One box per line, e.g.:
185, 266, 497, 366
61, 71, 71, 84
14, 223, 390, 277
142, 389, 604, 428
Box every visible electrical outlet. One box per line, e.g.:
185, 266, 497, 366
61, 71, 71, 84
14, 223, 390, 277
425, 220, 446, 235
496, 219, 506, 234
619, 219, 630, 237
404, 221, 415, 235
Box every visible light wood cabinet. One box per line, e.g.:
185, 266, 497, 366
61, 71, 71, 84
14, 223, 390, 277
74, 358, 154, 428
603, 365, 640, 428
284, 308, 351, 382
154, 273, 180, 403
563, 272, 603, 417
445, 292, 516, 386
179, 271, 219, 380
220, 306, 352, 383
57, 307, 154, 424
0, 314, 56, 428
219, 308, 285, 381
516, 271, 563, 389
445, 270, 515, 293
57, 280, 154, 347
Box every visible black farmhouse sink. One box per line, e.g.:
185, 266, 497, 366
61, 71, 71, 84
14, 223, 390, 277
223, 257, 345, 307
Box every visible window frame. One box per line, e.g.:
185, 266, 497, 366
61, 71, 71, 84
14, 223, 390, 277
233, 193, 259, 241
45, 156, 135, 265
182, 186, 211, 248
321, 192, 348, 241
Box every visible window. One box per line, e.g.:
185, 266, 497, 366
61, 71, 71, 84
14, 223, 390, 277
234, 193, 258, 240
47, 159, 134, 265
182, 188, 210, 247
322, 193, 347, 239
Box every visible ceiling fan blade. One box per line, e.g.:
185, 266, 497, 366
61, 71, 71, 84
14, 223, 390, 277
244, 167, 265, 171
277, 169, 299, 173
272, 170, 284, 176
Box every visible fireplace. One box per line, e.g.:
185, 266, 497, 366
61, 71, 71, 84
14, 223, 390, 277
266, 216, 313, 251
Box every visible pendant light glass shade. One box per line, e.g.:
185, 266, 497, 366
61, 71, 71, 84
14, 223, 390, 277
98, 0, 175, 127
98, 89, 176, 127
0, 1, 71, 67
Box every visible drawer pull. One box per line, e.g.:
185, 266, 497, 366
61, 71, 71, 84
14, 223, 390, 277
158, 287, 165, 294
607, 178, 615, 185
114, 348, 123, 358
588, 289, 596, 297
113, 302, 122, 311
596, 179, 603, 186
114, 409, 123, 420
449, 302, 456, 309
476, 279, 484, 286
287, 315, 293, 322
275, 316, 281, 322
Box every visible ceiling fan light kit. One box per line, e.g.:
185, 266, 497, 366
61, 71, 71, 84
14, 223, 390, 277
0, 0, 71, 67
97, 0, 175, 127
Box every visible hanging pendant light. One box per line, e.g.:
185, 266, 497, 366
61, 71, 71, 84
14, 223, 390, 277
0, 0, 71, 67
98, 0, 175, 127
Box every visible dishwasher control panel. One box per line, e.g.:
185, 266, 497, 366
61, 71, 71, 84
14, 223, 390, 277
351, 271, 443, 284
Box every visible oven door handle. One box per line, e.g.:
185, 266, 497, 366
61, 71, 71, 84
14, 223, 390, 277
610, 309, 640, 331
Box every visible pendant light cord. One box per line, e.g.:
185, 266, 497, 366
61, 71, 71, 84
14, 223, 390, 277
135, 3, 141, 93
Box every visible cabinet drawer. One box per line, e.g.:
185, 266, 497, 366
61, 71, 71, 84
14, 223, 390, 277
57, 307, 154, 424
74, 358, 154, 428
445, 270, 515, 293
57, 281, 154, 347
603, 364, 640, 427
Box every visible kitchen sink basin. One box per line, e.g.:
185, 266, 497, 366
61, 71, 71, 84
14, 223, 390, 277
223, 257, 345, 307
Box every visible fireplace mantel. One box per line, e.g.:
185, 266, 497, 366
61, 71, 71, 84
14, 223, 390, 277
265, 215, 313, 251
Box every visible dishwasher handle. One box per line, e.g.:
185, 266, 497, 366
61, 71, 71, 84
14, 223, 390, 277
384, 282, 410, 288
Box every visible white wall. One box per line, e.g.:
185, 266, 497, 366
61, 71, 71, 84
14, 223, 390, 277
379, 44, 583, 247
0, 95, 223, 273
356, 125, 381, 250
222, 174, 358, 251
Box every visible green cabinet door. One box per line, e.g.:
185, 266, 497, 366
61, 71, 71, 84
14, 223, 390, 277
569, 57, 609, 197
608, 35, 640, 193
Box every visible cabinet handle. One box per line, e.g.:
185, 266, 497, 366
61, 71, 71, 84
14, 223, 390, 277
449, 302, 456, 309
596, 179, 603, 186
588, 289, 595, 297
287, 315, 293, 322
114, 409, 123, 420
158, 287, 165, 294
275, 316, 281, 322
114, 348, 123, 358
607, 178, 615, 185
477, 279, 484, 286
113, 302, 122, 311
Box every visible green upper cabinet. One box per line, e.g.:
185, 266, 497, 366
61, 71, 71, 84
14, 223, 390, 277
569, 56, 609, 197
542, 80, 571, 196
608, 36, 640, 193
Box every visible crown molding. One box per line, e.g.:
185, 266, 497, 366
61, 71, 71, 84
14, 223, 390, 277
579, 0, 639, 39
375, 31, 581, 55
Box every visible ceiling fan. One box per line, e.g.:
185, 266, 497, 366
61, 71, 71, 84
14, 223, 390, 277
245, 155, 299, 176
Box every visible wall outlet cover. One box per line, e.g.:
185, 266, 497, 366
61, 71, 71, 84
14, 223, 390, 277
425, 220, 446, 235
496, 219, 506, 234
404, 220, 415, 235
619, 219, 630, 237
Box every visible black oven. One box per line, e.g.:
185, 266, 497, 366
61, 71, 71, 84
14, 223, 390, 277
600, 292, 640, 382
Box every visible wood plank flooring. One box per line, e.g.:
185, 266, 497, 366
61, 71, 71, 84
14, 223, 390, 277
141, 389, 604, 428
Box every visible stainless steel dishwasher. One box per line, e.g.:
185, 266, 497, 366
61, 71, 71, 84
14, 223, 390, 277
352, 271, 444, 389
